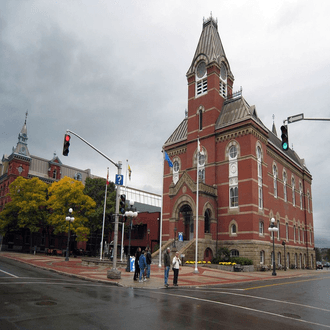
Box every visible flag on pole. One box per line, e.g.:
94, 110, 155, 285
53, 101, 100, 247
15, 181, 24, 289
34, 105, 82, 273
106, 167, 109, 185
164, 151, 173, 167
128, 164, 132, 180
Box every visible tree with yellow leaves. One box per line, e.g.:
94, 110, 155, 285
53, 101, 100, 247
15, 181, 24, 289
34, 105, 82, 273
0, 176, 49, 249
47, 176, 96, 242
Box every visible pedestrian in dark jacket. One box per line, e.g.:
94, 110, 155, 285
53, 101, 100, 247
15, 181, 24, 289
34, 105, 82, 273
133, 247, 141, 281
164, 247, 171, 287
139, 250, 147, 282
146, 247, 152, 278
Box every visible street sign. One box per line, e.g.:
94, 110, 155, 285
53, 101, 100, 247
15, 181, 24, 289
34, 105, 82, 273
115, 174, 123, 185
287, 113, 304, 123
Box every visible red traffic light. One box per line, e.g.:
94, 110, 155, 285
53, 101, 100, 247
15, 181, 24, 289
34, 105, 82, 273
63, 134, 71, 156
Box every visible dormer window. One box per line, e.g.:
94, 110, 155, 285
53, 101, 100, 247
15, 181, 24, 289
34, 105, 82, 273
196, 61, 207, 96
219, 62, 227, 99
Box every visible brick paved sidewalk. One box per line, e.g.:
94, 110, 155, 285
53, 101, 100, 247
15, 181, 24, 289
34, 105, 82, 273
0, 252, 321, 289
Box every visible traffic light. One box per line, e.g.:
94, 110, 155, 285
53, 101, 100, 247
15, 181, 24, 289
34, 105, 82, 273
62, 134, 71, 156
119, 194, 126, 214
280, 125, 289, 151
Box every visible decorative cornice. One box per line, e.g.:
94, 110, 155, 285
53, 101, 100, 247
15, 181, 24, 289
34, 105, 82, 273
216, 126, 268, 144
167, 147, 186, 157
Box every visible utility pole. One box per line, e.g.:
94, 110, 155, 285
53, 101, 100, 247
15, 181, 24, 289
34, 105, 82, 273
64, 129, 122, 279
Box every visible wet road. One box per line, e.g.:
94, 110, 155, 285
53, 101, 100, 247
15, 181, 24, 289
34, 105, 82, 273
1, 257, 329, 329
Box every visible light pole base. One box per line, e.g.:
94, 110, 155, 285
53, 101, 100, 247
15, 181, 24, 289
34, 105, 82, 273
107, 268, 121, 279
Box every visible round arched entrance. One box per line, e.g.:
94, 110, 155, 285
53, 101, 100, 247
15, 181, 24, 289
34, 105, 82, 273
179, 204, 193, 241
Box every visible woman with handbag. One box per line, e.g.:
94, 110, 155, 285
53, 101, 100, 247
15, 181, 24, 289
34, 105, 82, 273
172, 251, 181, 286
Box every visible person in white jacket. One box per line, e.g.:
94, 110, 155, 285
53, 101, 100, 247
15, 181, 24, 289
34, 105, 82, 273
172, 251, 182, 286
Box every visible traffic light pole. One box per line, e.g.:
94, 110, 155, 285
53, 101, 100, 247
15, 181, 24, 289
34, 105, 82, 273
65, 129, 122, 279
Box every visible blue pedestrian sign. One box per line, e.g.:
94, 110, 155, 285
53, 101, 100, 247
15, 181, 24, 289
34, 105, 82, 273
115, 174, 123, 185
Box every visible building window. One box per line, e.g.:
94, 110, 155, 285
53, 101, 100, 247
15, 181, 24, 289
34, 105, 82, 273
277, 220, 280, 240
228, 143, 238, 208
53, 169, 57, 179
298, 226, 300, 243
299, 182, 303, 210
196, 61, 207, 96
277, 252, 281, 266
204, 209, 211, 233
199, 109, 203, 130
292, 177, 295, 207
260, 250, 265, 264
283, 171, 287, 202
230, 249, 239, 257
231, 224, 237, 234
307, 191, 311, 213
286, 223, 289, 241
257, 146, 263, 209
273, 165, 277, 198
259, 221, 264, 235
219, 62, 227, 99
294, 225, 296, 242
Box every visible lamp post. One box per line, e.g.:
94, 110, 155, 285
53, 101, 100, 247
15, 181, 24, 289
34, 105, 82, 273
125, 201, 137, 272
282, 240, 287, 271
268, 217, 278, 276
65, 208, 74, 261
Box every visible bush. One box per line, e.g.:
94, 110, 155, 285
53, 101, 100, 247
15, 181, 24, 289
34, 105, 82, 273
230, 257, 253, 265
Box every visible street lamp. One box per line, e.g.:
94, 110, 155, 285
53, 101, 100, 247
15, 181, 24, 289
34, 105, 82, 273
125, 201, 137, 272
268, 218, 278, 276
65, 208, 74, 261
282, 240, 287, 271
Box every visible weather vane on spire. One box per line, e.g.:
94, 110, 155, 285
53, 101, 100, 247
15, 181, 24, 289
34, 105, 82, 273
25, 110, 28, 124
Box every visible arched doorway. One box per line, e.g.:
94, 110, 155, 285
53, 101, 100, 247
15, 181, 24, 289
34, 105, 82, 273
204, 247, 213, 262
179, 205, 193, 241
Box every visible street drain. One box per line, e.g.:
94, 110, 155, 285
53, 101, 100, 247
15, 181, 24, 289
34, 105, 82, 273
281, 313, 301, 319
35, 301, 57, 306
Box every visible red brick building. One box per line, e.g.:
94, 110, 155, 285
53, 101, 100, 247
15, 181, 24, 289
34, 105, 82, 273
162, 17, 315, 269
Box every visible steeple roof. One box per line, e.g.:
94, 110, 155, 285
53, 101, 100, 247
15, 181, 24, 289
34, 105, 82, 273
186, 16, 233, 78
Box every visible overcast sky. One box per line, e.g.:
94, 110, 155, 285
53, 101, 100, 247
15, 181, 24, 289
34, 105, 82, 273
1, 0, 330, 247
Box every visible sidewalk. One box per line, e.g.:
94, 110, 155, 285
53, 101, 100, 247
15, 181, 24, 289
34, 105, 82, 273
0, 252, 321, 289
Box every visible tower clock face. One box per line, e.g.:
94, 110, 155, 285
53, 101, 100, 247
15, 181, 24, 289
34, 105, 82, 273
196, 61, 206, 78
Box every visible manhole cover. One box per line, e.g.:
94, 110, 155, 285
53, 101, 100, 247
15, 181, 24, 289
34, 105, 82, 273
281, 313, 301, 319
35, 301, 57, 306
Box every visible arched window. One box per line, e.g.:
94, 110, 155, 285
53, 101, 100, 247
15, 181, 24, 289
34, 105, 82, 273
259, 221, 264, 235
299, 182, 303, 210
273, 165, 277, 198
260, 250, 265, 264
53, 169, 57, 179
292, 177, 296, 207
294, 225, 296, 242
196, 61, 207, 96
204, 209, 211, 233
228, 142, 239, 208
199, 109, 203, 131
257, 146, 263, 209
230, 249, 239, 257
230, 223, 237, 234
286, 223, 289, 241
283, 171, 287, 202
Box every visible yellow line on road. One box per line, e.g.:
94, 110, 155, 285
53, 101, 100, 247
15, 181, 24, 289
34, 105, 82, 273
244, 276, 330, 290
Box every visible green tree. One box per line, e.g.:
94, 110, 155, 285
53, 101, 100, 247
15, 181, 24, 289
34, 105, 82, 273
47, 176, 96, 242
315, 247, 322, 262
83, 177, 116, 232
0, 177, 49, 248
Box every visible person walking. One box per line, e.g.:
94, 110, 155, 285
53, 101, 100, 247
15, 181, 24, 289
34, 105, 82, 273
146, 247, 152, 279
133, 247, 141, 281
139, 250, 147, 282
164, 247, 171, 287
172, 251, 182, 286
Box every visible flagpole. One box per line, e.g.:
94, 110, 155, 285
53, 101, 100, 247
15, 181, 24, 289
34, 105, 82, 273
159, 150, 165, 268
194, 139, 199, 273
100, 167, 109, 260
